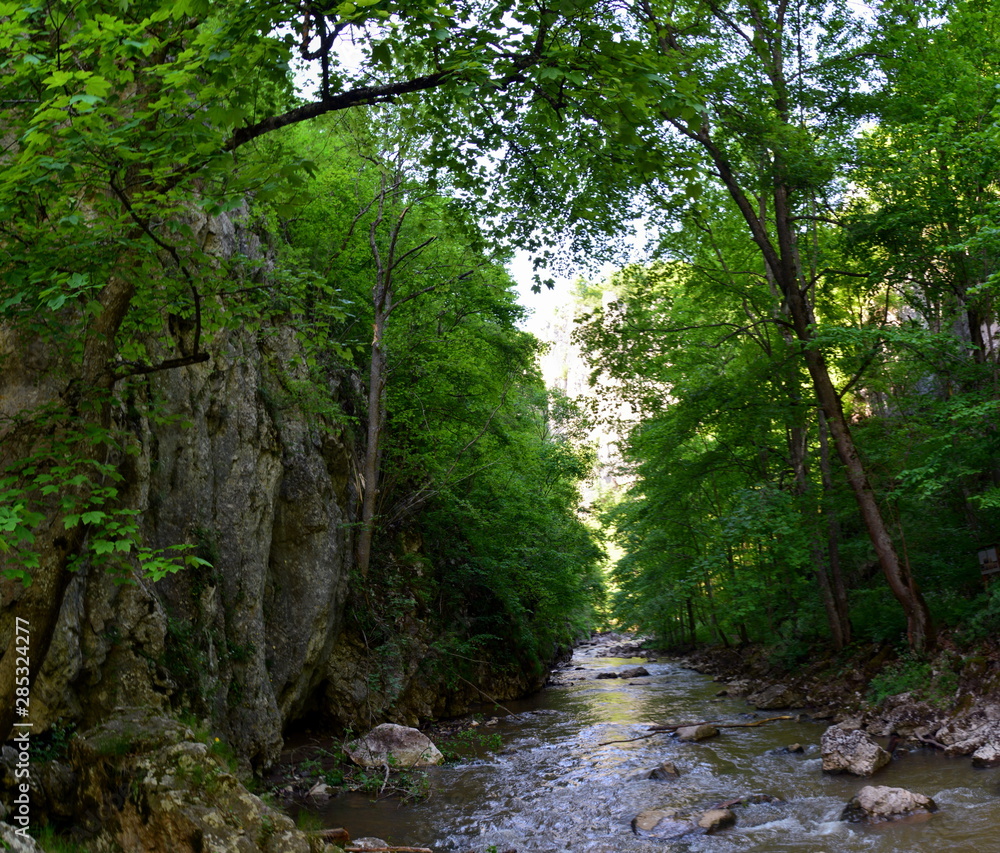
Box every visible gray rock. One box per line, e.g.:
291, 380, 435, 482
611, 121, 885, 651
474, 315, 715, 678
346, 723, 444, 767
621, 666, 650, 678
841, 785, 936, 823
972, 739, 1000, 768
68, 711, 314, 853
821, 726, 890, 776
0, 824, 43, 852
677, 724, 720, 742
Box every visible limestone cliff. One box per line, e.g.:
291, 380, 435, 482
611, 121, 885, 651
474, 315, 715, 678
3, 210, 551, 769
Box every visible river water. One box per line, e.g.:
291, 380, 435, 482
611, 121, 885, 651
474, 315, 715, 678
308, 644, 1000, 851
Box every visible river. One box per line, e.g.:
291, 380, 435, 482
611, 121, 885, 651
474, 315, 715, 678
305, 643, 1000, 851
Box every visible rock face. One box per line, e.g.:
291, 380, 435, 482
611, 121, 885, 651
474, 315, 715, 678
346, 723, 444, 767
821, 726, 890, 776
841, 785, 936, 823
4, 209, 555, 769
44, 709, 317, 853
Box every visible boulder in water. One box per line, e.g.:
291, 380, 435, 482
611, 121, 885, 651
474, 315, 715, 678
841, 785, 936, 823
650, 760, 680, 779
676, 724, 720, 742
621, 666, 650, 678
631, 808, 695, 839
821, 726, 890, 776
973, 739, 1000, 768
697, 808, 736, 833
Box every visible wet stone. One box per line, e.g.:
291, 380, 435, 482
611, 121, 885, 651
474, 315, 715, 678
621, 666, 650, 678
821, 726, 890, 776
841, 785, 936, 824
631, 808, 695, 839
698, 808, 736, 833
677, 724, 720, 742
650, 760, 680, 779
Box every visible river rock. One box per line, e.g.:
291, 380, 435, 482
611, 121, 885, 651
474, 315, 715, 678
650, 760, 681, 779
596, 672, 621, 679
972, 739, 1000, 768
747, 683, 805, 710
698, 808, 736, 833
621, 666, 650, 678
677, 724, 720, 742
821, 726, 890, 776
631, 808, 694, 839
841, 785, 936, 823
351, 839, 392, 850
346, 723, 444, 767
939, 719, 1000, 756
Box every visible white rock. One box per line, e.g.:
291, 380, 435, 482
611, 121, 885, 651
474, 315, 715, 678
972, 739, 1000, 768
821, 726, 890, 776
345, 723, 444, 767
842, 785, 936, 823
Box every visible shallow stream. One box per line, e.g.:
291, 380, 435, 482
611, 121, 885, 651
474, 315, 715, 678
308, 645, 1000, 851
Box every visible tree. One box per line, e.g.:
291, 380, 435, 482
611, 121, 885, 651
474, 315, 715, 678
564, 0, 939, 650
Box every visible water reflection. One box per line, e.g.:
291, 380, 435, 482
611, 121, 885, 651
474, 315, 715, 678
308, 651, 1000, 852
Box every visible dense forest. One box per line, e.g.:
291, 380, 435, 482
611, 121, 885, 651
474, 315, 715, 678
571, 0, 1000, 661
2, 0, 1000, 834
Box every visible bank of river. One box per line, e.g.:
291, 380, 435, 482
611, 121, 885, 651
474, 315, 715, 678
305, 642, 1000, 851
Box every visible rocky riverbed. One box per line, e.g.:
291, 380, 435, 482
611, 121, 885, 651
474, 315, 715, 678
679, 634, 1000, 767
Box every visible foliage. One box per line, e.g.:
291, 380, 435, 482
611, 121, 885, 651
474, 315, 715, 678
958, 585, 1000, 644
866, 652, 960, 709
29, 719, 77, 763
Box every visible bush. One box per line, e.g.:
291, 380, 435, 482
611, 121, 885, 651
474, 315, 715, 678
958, 584, 1000, 644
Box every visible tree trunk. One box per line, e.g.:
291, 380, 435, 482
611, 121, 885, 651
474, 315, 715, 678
817, 410, 851, 647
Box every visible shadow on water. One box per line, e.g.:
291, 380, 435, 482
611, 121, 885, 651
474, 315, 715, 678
304, 648, 1000, 852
